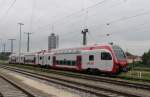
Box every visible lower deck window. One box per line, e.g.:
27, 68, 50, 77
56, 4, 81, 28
56, 61, 59, 64
71, 61, 76, 65
67, 61, 71, 65
56, 60, 76, 66
63, 60, 66, 64
25, 59, 35, 63
60, 60, 63, 64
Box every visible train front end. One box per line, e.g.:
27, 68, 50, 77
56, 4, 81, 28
112, 45, 128, 72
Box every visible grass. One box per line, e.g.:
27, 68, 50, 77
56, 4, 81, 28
118, 70, 150, 82
118, 62, 150, 82
0, 60, 7, 63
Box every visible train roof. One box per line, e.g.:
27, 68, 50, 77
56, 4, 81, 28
16, 43, 119, 56
50, 43, 113, 52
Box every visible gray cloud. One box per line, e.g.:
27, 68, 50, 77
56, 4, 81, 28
0, 0, 150, 56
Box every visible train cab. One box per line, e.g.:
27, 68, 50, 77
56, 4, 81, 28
112, 45, 128, 72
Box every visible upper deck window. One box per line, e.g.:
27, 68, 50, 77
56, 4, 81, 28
101, 52, 112, 60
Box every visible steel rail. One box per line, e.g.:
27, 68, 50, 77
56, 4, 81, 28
5, 64, 150, 90
0, 92, 4, 97
3, 66, 144, 97
0, 74, 35, 97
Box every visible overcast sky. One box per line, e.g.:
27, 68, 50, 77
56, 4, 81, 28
0, 0, 150, 56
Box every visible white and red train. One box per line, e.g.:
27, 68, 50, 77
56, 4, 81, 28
9, 44, 128, 74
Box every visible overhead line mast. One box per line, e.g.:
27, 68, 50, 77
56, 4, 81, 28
24, 32, 32, 52
18, 22, 24, 64
81, 29, 88, 45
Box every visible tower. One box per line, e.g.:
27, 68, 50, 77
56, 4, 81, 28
48, 33, 59, 50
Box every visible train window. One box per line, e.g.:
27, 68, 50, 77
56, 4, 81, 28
40, 57, 42, 60
101, 52, 112, 60
48, 56, 50, 60
56, 60, 59, 64
60, 60, 63, 65
112, 46, 126, 60
67, 61, 71, 65
63, 59, 67, 65
34, 57, 36, 60
72, 61, 76, 65
63, 60, 65, 64
89, 55, 94, 61
58, 61, 60, 64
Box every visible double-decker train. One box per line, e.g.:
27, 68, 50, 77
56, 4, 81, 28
9, 44, 128, 74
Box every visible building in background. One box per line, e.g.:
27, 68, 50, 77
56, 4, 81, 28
125, 52, 142, 63
48, 33, 59, 50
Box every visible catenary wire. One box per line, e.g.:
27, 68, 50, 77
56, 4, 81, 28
0, 0, 17, 21
33, 0, 110, 32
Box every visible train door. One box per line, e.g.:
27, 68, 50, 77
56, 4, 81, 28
36, 54, 39, 65
100, 51, 113, 71
33, 56, 36, 64
42, 55, 44, 65
53, 56, 56, 67
46, 55, 48, 66
47, 55, 52, 66
38, 55, 42, 65
76, 56, 82, 70
38, 55, 44, 66
44, 54, 51, 66
43, 55, 47, 66
82, 51, 97, 69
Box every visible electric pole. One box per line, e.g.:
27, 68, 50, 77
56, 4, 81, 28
81, 28, 88, 45
24, 32, 32, 52
3, 43, 6, 53
8, 39, 16, 54
56, 35, 59, 48
18, 22, 24, 64
0, 39, 2, 52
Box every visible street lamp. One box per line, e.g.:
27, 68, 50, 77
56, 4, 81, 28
18, 22, 24, 64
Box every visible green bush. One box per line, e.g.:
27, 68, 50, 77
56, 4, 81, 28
142, 50, 150, 65
0, 52, 11, 60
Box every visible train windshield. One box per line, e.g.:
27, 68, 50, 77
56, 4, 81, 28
112, 46, 126, 60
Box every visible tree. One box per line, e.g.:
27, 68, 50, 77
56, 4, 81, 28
142, 50, 150, 65
0, 52, 11, 60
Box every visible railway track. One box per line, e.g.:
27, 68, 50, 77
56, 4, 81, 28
0, 74, 34, 97
0, 65, 148, 97
52, 69, 150, 90
0, 92, 4, 97
4, 64, 150, 90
